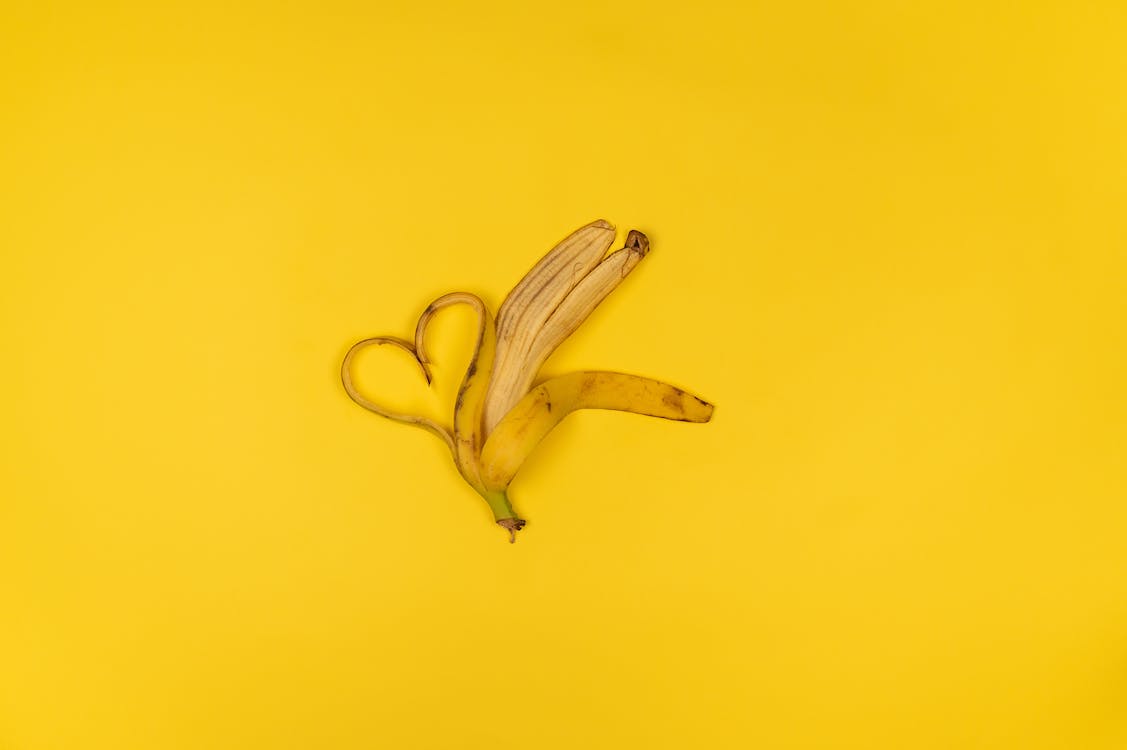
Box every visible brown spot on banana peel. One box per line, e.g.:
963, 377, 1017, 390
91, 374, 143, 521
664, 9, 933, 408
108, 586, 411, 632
661, 386, 687, 411
454, 367, 479, 414
671, 397, 716, 422
579, 375, 598, 399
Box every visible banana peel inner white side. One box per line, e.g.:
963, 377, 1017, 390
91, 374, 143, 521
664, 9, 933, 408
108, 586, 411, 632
341, 220, 714, 542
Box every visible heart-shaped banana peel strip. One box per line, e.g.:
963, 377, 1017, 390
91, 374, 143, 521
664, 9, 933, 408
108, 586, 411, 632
341, 220, 714, 542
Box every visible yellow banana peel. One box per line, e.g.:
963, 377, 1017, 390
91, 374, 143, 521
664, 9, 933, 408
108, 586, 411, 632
341, 220, 714, 542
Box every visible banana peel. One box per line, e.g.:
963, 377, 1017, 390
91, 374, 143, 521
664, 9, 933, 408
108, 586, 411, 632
341, 220, 714, 542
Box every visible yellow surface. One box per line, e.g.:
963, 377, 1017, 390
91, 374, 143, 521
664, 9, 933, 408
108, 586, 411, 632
2, 2, 1126, 748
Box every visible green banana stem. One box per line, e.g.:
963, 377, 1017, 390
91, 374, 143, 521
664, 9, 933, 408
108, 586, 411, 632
479, 489, 525, 543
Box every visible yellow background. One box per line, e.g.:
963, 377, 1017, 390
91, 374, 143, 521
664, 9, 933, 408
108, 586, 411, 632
2, 2, 1126, 748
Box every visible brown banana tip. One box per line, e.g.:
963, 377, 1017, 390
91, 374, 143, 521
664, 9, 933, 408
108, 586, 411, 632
497, 517, 526, 543
625, 229, 650, 255
592, 219, 614, 230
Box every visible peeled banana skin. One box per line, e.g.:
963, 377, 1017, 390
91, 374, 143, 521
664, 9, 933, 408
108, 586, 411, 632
484, 220, 616, 433
341, 220, 713, 542
413, 292, 495, 493
505, 230, 651, 426
479, 371, 714, 491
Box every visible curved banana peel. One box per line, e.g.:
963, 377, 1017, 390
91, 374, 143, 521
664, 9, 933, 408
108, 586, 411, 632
484, 219, 617, 434
340, 336, 456, 457
341, 221, 713, 542
480, 371, 714, 491
414, 292, 496, 494
508, 230, 650, 427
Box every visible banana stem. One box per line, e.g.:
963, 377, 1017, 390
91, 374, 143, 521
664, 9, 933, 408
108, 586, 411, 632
480, 489, 525, 542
